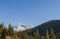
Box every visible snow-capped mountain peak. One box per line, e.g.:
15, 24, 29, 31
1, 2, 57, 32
14, 23, 30, 32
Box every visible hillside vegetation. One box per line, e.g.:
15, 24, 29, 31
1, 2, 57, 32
0, 20, 60, 39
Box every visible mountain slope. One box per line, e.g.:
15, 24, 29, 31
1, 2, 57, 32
30, 20, 60, 36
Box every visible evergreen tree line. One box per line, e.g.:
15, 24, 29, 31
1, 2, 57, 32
0, 23, 59, 39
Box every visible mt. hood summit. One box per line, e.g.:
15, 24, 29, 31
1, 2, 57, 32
14, 23, 31, 32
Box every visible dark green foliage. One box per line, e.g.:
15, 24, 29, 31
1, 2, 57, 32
45, 29, 50, 39
17, 32, 24, 39
0, 21, 60, 39
31, 20, 60, 36
23, 32, 30, 39
0, 23, 4, 39
50, 27, 56, 39
7, 24, 14, 36
34, 30, 40, 39
1, 28, 7, 39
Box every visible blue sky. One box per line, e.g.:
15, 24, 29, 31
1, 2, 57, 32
0, 0, 60, 27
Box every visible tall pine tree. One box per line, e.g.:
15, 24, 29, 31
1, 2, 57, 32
34, 30, 40, 39
45, 29, 50, 39
1, 28, 7, 39
23, 31, 30, 39
7, 24, 14, 36
50, 27, 56, 39
0, 23, 4, 39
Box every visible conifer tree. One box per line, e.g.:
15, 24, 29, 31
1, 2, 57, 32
23, 31, 30, 39
34, 30, 40, 39
0, 23, 4, 39
45, 29, 50, 39
7, 24, 14, 36
50, 27, 56, 39
1, 28, 7, 39
17, 32, 23, 39
0, 23, 4, 32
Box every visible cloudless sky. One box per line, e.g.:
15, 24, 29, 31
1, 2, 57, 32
0, 0, 60, 27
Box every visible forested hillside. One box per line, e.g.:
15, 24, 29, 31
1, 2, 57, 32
0, 20, 60, 39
